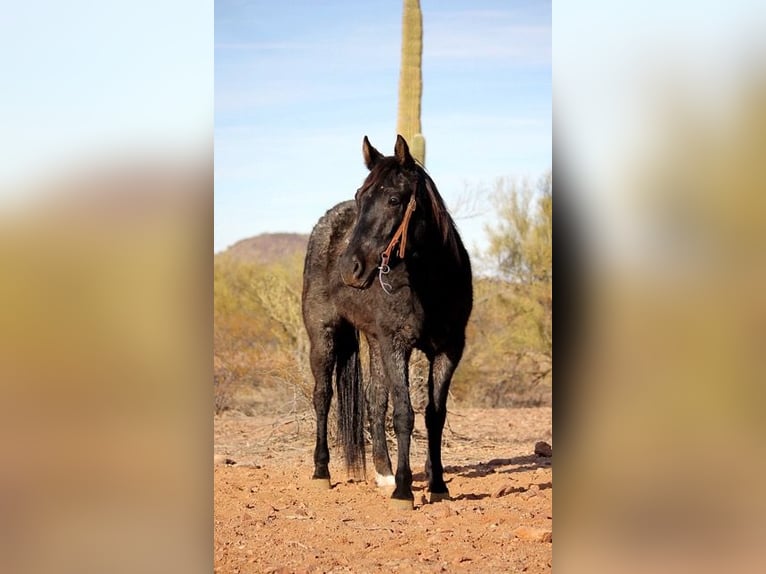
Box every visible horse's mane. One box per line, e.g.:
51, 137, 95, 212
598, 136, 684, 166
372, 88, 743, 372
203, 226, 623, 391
358, 157, 463, 262
419, 168, 462, 261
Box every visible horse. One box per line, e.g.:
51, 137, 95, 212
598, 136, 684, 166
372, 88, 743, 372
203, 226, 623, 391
301, 135, 473, 509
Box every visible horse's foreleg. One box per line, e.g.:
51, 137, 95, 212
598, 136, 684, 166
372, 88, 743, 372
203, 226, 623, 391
381, 342, 414, 509
424, 343, 463, 501
367, 339, 394, 488
310, 334, 335, 488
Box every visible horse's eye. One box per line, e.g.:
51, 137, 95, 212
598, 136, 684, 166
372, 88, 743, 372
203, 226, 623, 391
388, 196, 400, 206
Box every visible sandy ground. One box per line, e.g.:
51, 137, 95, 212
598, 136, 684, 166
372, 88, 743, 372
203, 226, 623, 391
214, 407, 552, 573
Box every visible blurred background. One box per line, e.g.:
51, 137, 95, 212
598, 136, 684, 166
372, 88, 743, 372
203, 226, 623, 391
2, 0, 766, 572
0, 1, 212, 573
556, 2, 766, 572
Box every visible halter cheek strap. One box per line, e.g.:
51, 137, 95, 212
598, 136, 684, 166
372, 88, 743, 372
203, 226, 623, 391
382, 195, 417, 262
378, 196, 416, 294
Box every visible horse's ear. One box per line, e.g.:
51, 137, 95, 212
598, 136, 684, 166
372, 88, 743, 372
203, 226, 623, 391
394, 134, 414, 166
362, 136, 383, 170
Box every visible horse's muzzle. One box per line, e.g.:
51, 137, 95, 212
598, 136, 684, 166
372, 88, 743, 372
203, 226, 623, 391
339, 253, 373, 289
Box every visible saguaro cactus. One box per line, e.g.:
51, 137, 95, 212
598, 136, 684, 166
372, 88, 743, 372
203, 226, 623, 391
396, 0, 426, 165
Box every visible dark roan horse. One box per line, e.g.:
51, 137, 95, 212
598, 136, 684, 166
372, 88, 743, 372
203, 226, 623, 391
301, 135, 473, 509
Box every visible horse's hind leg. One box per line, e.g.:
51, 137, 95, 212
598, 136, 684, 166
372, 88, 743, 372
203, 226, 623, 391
308, 329, 336, 488
425, 343, 464, 502
366, 337, 394, 488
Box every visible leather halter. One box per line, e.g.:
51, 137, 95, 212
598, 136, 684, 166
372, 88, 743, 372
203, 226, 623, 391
380, 195, 417, 266
377, 195, 416, 294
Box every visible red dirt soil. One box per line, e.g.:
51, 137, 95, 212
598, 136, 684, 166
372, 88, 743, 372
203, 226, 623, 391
214, 407, 552, 573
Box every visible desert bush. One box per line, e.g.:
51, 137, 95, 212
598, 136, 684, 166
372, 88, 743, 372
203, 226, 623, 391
247, 254, 312, 412
452, 172, 552, 407
453, 277, 551, 407
213, 253, 310, 415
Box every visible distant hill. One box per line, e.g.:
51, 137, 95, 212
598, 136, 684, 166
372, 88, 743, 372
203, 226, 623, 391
220, 233, 309, 265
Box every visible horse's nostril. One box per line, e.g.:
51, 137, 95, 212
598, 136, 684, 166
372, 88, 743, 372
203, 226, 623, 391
352, 257, 363, 279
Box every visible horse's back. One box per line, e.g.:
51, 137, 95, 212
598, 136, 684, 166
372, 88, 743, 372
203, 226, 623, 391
304, 201, 355, 273
302, 201, 356, 329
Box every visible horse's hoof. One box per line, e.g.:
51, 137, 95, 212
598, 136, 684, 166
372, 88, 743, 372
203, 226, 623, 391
429, 491, 450, 503
390, 497, 415, 510
310, 477, 331, 490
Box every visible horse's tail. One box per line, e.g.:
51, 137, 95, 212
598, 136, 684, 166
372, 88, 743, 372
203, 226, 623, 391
335, 324, 366, 480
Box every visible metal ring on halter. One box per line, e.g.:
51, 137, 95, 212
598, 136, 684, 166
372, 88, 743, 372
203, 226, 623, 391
378, 253, 393, 294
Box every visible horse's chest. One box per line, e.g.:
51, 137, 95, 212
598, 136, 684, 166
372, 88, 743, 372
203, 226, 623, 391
339, 289, 426, 342
379, 295, 424, 329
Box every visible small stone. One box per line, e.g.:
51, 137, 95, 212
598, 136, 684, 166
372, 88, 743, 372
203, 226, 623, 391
493, 484, 526, 498
513, 525, 552, 543
214, 454, 237, 465
519, 488, 538, 500
430, 502, 454, 519
534, 441, 552, 457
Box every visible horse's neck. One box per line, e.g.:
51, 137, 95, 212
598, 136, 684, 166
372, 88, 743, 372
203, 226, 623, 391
409, 231, 464, 281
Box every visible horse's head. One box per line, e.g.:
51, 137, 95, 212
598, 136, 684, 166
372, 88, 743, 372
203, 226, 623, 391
339, 135, 423, 289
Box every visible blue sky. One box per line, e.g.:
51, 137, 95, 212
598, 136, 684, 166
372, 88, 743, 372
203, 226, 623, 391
215, 0, 551, 253
4, 0, 761, 264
